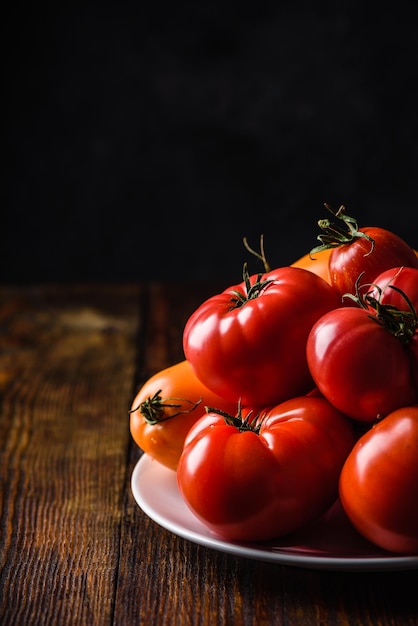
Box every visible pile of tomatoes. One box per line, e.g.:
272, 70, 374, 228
130, 205, 418, 555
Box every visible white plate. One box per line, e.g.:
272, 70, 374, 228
131, 454, 418, 571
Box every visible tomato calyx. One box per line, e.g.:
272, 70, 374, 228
205, 402, 264, 434
310, 203, 375, 256
345, 275, 418, 345
229, 263, 274, 310
130, 390, 202, 425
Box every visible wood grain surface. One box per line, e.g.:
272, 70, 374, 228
0, 284, 417, 626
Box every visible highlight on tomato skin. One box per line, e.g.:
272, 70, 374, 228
176, 395, 355, 542
129, 360, 237, 471
292, 204, 418, 299
308, 307, 418, 422
308, 205, 418, 302
339, 405, 418, 555
368, 266, 418, 313
183, 265, 341, 408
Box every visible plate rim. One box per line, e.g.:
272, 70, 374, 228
131, 454, 418, 572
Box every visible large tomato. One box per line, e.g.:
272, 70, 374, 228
306, 301, 418, 422
183, 265, 340, 406
177, 396, 354, 541
339, 406, 418, 554
130, 360, 236, 471
311, 204, 418, 300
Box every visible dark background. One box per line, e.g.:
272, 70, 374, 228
3, 1, 418, 285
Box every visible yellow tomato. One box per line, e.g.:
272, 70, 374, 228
130, 360, 237, 471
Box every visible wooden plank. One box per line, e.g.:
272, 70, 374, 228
1, 283, 417, 625
0, 285, 140, 626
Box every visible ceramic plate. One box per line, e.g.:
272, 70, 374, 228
131, 454, 418, 571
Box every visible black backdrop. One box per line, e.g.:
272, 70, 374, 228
3, 1, 418, 285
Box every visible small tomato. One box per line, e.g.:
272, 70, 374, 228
310, 204, 418, 301
306, 301, 418, 421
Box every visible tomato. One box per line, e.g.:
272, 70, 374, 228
306, 303, 418, 422
129, 360, 237, 471
291, 248, 418, 291
367, 266, 418, 393
291, 248, 332, 284
339, 406, 418, 554
183, 265, 340, 407
368, 266, 418, 313
311, 204, 418, 301
177, 396, 355, 541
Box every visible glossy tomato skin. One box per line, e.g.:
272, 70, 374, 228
369, 266, 418, 312
177, 396, 355, 541
183, 267, 340, 407
339, 406, 418, 554
329, 227, 418, 301
369, 265, 418, 393
130, 360, 237, 471
306, 307, 418, 421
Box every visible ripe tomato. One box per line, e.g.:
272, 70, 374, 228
311, 204, 418, 300
291, 246, 418, 294
339, 405, 418, 554
291, 248, 332, 284
183, 266, 340, 407
306, 304, 418, 422
130, 360, 237, 471
177, 395, 355, 541
368, 266, 418, 313
365, 266, 418, 394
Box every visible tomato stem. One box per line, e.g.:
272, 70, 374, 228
130, 390, 202, 425
344, 274, 418, 345
310, 203, 375, 256
205, 402, 264, 434
229, 263, 273, 310
242, 235, 271, 272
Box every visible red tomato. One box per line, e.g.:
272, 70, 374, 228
306, 306, 418, 422
291, 248, 332, 284
312, 205, 418, 301
177, 396, 355, 541
368, 266, 418, 313
339, 406, 418, 554
365, 266, 418, 394
130, 360, 237, 471
183, 266, 340, 407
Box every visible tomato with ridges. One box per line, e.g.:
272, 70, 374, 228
177, 395, 355, 541
183, 265, 340, 407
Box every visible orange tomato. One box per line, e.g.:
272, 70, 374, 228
291, 248, 332, 284
130, 360, 237, 471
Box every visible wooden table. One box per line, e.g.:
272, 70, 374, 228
1, 283, 417, 626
